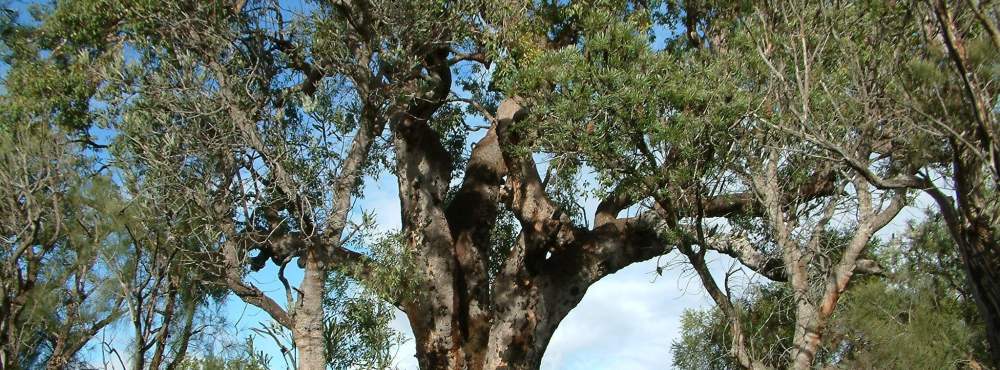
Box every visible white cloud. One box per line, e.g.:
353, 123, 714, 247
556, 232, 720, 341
541, 257, 714, 370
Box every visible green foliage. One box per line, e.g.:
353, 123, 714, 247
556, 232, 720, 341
341, 227, 419, 306
1, 12, 92, 132
487, 204, 520, 283
671, 284, 796, 370
671, 309, 728, 370
836, 216, 988, 369
323, 273, 403, 370
176, 339, 271, 370
671, 215, 990, 369
0, 117, 128, 367
3, 0, 996, 368
495, 0, 765, 212
177, 357, 268, 370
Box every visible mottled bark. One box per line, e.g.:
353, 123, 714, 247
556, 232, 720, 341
729, 146, 906, 370
789, 304, 821, 370
390, 46, 466, 369
389, 94, 677, 369
404, 218, 670, 370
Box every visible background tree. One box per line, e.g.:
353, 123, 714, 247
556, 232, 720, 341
0, 5, 127, 366
112, 212, 218, 370
77, 0, 482, 368
870, 2, 1000, 363
500, 2, 904, 369
674, 3, 908, 368
672, 214, 991, 370
744, 1, 1000, 364
0, 124, 126, 369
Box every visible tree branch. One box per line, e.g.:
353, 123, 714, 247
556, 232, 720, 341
226, 275, 293, 329
594, 182, 636, 227
495, 98, 572, 249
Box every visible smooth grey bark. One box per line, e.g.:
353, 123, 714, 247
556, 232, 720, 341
294, 254, 328, 370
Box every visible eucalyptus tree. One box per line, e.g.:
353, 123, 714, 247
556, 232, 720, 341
503, 2, 909, 370
53, 0, 695, 367
729, 1, 1000, 364
88, 1, 903, 369
667, 3, 910, 369
38, 1, 679, 368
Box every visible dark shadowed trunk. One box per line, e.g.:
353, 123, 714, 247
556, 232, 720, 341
942, 147, 1000, 367
403, 224, 666, 370
407, 265, 589, 370
929, 2, 1000, 365
956, 230, 1000, 368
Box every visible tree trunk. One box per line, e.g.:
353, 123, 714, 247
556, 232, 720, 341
149, 283, 178, 370
400, 221, 646, 370
956, 226, 1000, 367
295, 252, 328, 370
929, 4, 1000, 365
405, 268, 586, 370
790, 304, 822, 370
404, 248, 465, 370
45, 351, 71, 370
166, 297, 198, 370
949, 148, 1000, 368
481, 274, 582, 370
389, 95, 672, 370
